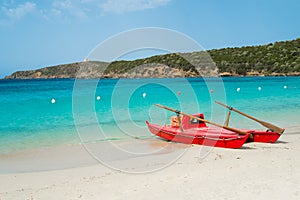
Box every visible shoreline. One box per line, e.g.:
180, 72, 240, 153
0, 137, 188, 174
0, 130, 299, 172
2, 74, 300, 80
1, 127, 299, 160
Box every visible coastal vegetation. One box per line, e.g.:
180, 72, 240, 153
210, 38, 300, 76
4, 38, 300, 79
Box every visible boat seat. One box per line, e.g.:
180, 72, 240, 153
171, 116, 182, 127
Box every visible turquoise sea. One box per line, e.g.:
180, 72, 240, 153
0, 77, 300, 155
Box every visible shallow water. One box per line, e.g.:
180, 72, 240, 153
0, 77, 299, 154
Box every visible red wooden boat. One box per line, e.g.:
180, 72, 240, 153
146, 114, 249, 149
146, 103, 285, 148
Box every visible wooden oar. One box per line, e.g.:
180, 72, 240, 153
154, 104, 248, 135
215, 101, 285, 134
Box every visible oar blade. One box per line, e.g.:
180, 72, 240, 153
259, 121, 285, 134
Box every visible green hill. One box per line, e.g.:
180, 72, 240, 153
209, 38, 300, 76
4, 38, 300, 79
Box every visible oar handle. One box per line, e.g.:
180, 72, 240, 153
154, 104, 248, 135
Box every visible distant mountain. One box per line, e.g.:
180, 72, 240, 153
4, 38, 300, 79
5, 61, 109, 79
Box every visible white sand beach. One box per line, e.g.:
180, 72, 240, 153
0, 132, 299, 200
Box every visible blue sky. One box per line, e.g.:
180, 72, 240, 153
0, 0, 299, 78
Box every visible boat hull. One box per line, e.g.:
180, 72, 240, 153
247, 130, 281, 143
146, 121, 249, 149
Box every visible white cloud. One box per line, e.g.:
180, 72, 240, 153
1, 1, 36, 22
52, 0, 72, 10
79, 0, 97, 3
0, 0, 171, 25
101, 0, 171, 14
42, 0, 89, 23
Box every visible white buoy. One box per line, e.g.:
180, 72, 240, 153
51, 98, 56, 104
96, 96, 101, 101
236, 88, 240, 92
284, 85, 287, 89
142, 93, 147, 98
258, 86, 262, 91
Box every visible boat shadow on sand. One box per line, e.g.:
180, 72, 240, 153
238, 146, 256, 150
241, 140, 288, 150
273, 140, 288, 144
